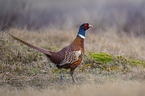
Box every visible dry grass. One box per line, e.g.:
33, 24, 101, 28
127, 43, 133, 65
1, 0, 145, 95
1, 80, 145, 96
2, 28, 145, 59
0, 28, 145, 95
86, 29, 145, 59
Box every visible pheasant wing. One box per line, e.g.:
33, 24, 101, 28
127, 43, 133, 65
59, 48, 82, 66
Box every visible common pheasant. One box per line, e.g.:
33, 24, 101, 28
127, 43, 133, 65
5, 23, 92, 83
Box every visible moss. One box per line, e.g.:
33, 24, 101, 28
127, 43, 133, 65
79, 67, 85, 72
129, 58, 145, 67
90, 52, 113, 63
85, 64, 92, 67
88, 52, 145, 72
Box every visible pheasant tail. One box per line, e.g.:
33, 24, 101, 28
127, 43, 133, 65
6, 32, 52, 56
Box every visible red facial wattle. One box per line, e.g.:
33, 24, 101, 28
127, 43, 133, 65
84, 24, 88, 30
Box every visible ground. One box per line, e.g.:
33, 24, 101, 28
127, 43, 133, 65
0, 28, 145, 96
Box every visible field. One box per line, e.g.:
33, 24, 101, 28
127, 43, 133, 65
0, 0, 145, 96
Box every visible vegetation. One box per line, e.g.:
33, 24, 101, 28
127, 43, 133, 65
0, 28, 145, 96
0, 0, 145, 96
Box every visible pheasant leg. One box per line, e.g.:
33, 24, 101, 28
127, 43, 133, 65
70, 69, 77, 83
60, 68, 65, 82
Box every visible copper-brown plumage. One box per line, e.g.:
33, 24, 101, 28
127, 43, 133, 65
5, 23, 92, 83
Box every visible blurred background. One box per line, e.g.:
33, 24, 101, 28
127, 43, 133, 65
1, 1, 145, 95
0, 0, 145, 35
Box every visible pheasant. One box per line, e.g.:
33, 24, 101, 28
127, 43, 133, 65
5, 23, 92, 83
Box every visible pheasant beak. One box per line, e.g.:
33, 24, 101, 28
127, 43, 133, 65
89, 24, 93, 28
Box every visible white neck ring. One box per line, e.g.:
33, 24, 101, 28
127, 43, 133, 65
78, 34, 85, 39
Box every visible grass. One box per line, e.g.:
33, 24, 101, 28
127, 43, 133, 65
0, 0, 145, 95
0, 28, 145, 95
1, 81, 145, 96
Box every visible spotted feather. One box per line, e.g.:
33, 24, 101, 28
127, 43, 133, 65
60, 47, 83, 66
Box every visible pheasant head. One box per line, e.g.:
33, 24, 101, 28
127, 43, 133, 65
77, 23, 92, 39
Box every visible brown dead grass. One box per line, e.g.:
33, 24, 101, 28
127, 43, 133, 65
86, 29, 145, 60
5, 28, 145, 59
1, 80, 145, 96
0, 28, 145, 96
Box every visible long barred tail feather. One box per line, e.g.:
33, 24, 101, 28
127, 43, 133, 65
4, 31, 52, 56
